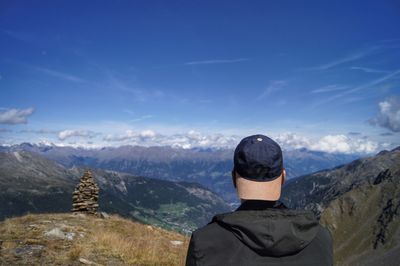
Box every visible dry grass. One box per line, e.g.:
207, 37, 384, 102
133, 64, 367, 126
0, 213, 190, 265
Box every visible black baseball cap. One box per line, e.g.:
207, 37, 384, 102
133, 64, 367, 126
234, 134, 283, 181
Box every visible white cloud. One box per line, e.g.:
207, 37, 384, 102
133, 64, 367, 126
275, 132, 310, 149
5, 119, 387, 153
58, 130, 96, 141
370, 96, 400, 132
0, 107, 35, 124
164, 132, 239, 149
103, 129, 156, 142
58, 128, 382, 153
140, 130, 156, 138
274, 132, 378, 154
103, 130, 137, 142
58, 131, 383, 153
311, 135, 352, 153
103, 129, 240, 149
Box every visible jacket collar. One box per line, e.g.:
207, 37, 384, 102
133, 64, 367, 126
235, 200, 286, 211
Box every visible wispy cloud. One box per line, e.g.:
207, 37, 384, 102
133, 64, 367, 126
18, 129, 58, 134
107, 74, 163, 102
350, 66, 390, 74
300, 46, 379, 71
123, 109, 136, 116
310, 69, 400, 109
185, 58, 249, 65
257, 80, 287, 100
16, 61, 86, 83
32, 65, 86, 83
0, 107, 35, 125
310, 85, 349, 93
130, 115, 154, 123
342, 69, 400, 96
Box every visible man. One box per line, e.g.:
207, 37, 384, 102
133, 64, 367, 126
185, 134, 333, 266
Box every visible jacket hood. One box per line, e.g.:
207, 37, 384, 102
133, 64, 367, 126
212, 207, 320, 256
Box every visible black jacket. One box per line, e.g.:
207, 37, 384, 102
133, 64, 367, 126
185, 200, 333, 266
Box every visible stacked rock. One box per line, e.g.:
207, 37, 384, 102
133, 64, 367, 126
72, 170, 99, 215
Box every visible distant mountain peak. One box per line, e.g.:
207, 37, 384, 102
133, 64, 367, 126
391, 146, 400, 152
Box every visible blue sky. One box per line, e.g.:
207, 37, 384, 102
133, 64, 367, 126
0, 0, 399, 153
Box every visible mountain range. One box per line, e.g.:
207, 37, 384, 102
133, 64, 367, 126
0, 151, 229, 233
2, 143, 359, 204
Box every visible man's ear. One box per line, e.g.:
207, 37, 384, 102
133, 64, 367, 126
281, 169, 286, 186
232, 170, 237, 188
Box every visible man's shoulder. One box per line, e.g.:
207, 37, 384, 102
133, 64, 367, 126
186, 215, 240, 266
190, 213, 236, 247
192, 216, 226, 240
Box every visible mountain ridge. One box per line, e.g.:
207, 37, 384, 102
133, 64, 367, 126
2, 143, 360, 204
0, 151, 230, 232
282, 146, 400, 265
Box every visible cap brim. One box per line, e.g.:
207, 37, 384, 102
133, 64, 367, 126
236, 175, 282, 201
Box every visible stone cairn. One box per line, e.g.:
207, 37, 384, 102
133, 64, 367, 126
72, 170, 99, 215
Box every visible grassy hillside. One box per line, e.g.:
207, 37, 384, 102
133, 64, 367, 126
0, 213, 189, 265
320, 174, 400, 266
282, 147, 400, 266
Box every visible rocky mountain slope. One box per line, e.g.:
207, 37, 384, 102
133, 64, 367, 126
0, 151, 229, 232
282, 147, 400, 265
4, 143, 358, 203
0, 213, 189, 265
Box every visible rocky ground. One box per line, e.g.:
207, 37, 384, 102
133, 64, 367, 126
0, 213, 189, 265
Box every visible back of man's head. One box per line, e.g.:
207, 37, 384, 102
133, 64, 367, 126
233, 134, 285, 201
185, 134, 333, 266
